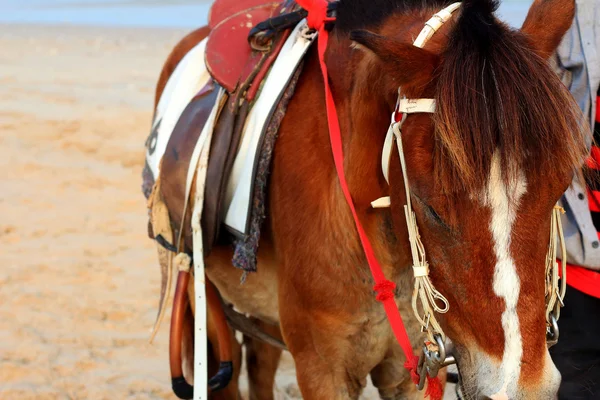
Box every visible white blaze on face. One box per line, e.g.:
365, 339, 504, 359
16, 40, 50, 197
484, 153, 527, 398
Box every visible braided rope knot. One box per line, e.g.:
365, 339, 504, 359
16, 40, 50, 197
404, 355, 420, 385
404, 355, 442, 400
374, 280, 396, 302
296, 0, 334, 31
174, 252, 192, 273
306, 1, 328, 30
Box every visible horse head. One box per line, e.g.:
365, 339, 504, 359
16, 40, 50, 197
349, 0, 589, 397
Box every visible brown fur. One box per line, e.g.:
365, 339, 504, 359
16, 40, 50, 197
433, 3, 586, 195
244, 319, 283, 400
151, 0, 589, 398
521, 0, 576, 59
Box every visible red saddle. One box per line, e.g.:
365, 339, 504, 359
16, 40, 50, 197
208, 0, 281, 28
205, 0, 294, 93
199, 0, 302, 254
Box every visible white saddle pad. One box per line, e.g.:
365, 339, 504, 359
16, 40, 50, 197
146, 37, 211, 178
223, 21, 315, 236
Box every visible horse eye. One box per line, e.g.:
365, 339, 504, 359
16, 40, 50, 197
425, 204, 445, 225
413, 195, 449, 229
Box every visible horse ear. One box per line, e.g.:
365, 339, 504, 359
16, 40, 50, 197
350, 30, 439, 87
520, 0, 575, 59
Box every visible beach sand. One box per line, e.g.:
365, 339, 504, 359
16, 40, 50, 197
0, 23, 453, 399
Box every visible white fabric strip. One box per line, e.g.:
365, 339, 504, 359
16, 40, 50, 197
398, 98, 436, 114
170, 88, 224, 400
192, 143, 210, 400
413, 2, 462, 48
192, 89, 224, 400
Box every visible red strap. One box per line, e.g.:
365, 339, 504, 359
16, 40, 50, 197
295, 1, 441, 398
558, 261, 600, 299
585, 146, 600, 170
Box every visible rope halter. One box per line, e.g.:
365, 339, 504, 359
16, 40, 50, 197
371, 1, 568, 382
371, 2, 461, 351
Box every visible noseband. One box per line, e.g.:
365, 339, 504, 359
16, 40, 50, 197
372, 2, 568, 386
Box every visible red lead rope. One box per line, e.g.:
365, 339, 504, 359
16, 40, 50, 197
295, 1, 442, 398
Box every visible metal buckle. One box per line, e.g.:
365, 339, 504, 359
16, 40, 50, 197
249, 31, 273, 52
300, 27, 317, 41
416, 334, 455, 390
546, 314, 559, 348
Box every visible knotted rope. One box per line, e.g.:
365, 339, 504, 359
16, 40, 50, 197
545, 206, 567, 325
392, 122, 450, 344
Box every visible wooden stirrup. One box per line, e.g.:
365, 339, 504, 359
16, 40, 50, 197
169, 271, 233, 399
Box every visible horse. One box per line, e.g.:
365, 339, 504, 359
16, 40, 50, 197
148, 0, 589, 398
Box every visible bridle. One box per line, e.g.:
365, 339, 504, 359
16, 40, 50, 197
371, 2, 568, 387
297, 0, 568, 395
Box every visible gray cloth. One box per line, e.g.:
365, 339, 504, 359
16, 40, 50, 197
554, 0, 600, 270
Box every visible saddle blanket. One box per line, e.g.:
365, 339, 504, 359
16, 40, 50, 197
146, 20, 315, 237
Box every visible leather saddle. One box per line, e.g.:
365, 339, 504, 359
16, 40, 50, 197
207, 1, 282, 93
206, 0, 305, 94
159, 0, 305, 254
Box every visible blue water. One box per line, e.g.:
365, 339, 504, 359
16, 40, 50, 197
0, 0, 212, 27
0, 0, 533, 28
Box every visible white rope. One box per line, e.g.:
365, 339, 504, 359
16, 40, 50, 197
174, 253, 192, 273
413, 2, 462, 48
393, 121, 449, 342
372, 0, 567, 349
371, 4, 462, 345
545, 206, 567, 324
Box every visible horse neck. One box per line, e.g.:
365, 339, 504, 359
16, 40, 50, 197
323, 36, 411, 273
325, 36, 392, 205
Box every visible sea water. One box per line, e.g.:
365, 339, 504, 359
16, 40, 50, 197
0, 0, 212, 27
0, 0, 533, 28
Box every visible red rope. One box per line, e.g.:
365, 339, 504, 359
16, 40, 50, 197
294, 1, 442, 398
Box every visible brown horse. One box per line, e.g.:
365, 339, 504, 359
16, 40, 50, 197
150, 0, 589, 398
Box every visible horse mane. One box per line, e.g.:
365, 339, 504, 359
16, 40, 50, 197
334, 0, 453, 32
337, 0, 588, 193
433, 0, 589, 193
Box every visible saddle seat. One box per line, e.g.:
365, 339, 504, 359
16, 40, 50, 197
208, 0, 281, 28
205, 0, 293, 93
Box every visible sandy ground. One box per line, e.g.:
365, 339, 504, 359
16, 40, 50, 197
0, 23, 454, 399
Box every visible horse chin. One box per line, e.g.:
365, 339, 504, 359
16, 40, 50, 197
453, 346, 560, 400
